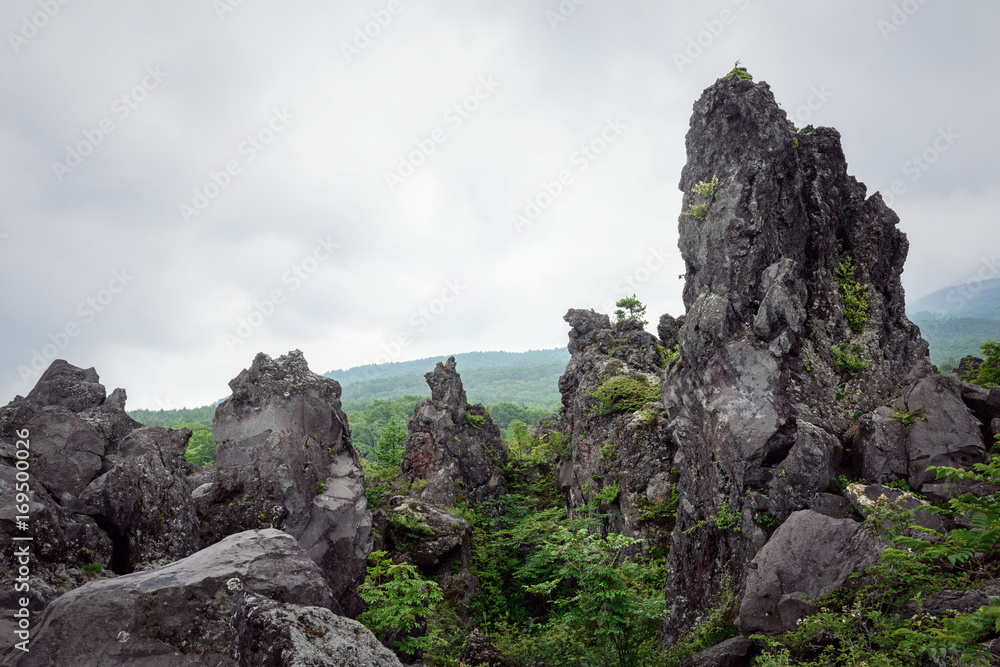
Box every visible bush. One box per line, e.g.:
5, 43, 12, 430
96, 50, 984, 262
181, 422, 216, 466
831, 342, 868, 377
834, 256, 870, 333
358, 551, 443, 656
587, 375, 662, 417
969, 341, 1000, 387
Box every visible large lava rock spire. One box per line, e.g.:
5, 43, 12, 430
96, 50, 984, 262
661, 74, 932, 639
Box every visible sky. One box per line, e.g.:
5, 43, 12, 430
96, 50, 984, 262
2, 0, 998, 410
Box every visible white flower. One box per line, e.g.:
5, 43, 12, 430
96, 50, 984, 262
226, 577, 243, 592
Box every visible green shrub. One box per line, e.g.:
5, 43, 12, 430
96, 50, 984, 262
594, 482, 621, 506
712, 503, 741, 532
614, 294, 648, 327
726, 60, 752, 81
969, 341, 1000, 387
681, 176, 719, 219
892, 407, 927, 428
831, 342, 868, 377
358, 551, 443, 655
834, 256, 870, 332
587, 375, 662, 417
464, 413, 486, 429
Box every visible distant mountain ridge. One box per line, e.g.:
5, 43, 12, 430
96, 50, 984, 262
908, 278, 1000, 319
909, 276, 1000, 365
323, 348, 570, 387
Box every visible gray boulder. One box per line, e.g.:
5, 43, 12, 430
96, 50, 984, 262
200, 350, 372, 613
234, 591, 402, 667
25, 360, 105, 412
402, 357, 507, 508
735, 510, 880, 635
383, 496, 470, 569
852, 406, 909, 485
1, 529, 335, 666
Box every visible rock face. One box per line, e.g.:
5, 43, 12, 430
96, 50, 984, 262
0, 361, 197, 590
1, 529, 396, 666
198, 350, 372, 614
555, 309, 676, 548
661, 75, 931, 639
735, 510, 880, 635
402, 357, 507, 508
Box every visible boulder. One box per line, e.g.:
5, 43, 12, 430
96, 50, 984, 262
903, 374, 986, 488
383, 496, 470, 569
25, 360, 105, 412
680, 636, 755, 667
658, 313, 683, 349
460, 629, 510, 667
852, 406, 909, 484
662, 74, 930, 640
735, 510, 880, 635
402, 358, 507, 508
234, 591, 402, 667
843, 482, 944, 535
2, 529, 335, 666
199, 350, 372, 613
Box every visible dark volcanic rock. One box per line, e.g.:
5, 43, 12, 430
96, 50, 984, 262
234, 591, 402, 667
25, 360, 105, 412
555, 309, 676, 548
383, 496, 470, 569
735, 510, 880, 635
680, 635, 755, 667
460, 629, 510, 667
658, 313, 683, 349
662, 75, 930, 640
199, 350, 372, 613
402, 357, 507, 508
1, 529, 338, 666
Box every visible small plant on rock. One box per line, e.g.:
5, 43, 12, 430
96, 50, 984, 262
892, 407, 927, 428
614, 294, 648, 326
726, 60, 752, 81
682, 175, 720, 219
834, 255, 870, 332
831, 342, 868, 377
587, 375, 663, 417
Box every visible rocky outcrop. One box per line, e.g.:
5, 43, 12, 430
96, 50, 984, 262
460, 629, 510, 667
402, 358, 507, 508
197, 350, 372, 614
735, 510, 880, 635
554, 309, 676, 548
1, 528, 393, 666
661, 74, 931, 639
0, 361, 197, 593
382, 496, 470, 569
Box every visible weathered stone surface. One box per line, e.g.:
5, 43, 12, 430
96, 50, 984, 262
680, 635, 755, 667
662, 75, 930, 640
843, 482, 944, 534
735, 510, 880, 635
402, 357, 507, 508
853, 406, 909, 484
234, 591, 403, 667
903, 374, 985, 489
383, 496, 470, 569
460, 629, 510, 667
25, 360, 105, 412
552, 310, 676, 549
79, 426, 200, 573
658, 313, 683, 349
2, 529, 333, 666
200, 350, 371, 613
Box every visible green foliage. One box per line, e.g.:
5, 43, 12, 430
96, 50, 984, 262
831, 342, 868, 377
388, 513, 435, 537
82, 562, 102, 578
753, 509, 780, 530
911, 318, 1000, 366
587, 375, 662, 417
488, 402, 551, 430
636, 488, 679, 524
657, 343, 681, 366
834, 256, 870, 332
968, 341, 1000, 387
371, 416, 408, 469
682, 175, 719, 219
892, 407, 927, 428
128, 405, 216, 428
315, 481, 326, 494
358, 551, 443, 655
614, 294, 649, 327
180, 422, 217, 466
345, 396, 423, 455
593, 482, 621, 506
726, 60, 752, 81
521, 527, 668, 667
712, 503, 741, 532
464, 412, 486, 429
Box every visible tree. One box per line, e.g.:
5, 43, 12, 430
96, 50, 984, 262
181, 422, 216, 466
358, 550, 443, 656
970, 341, 1000, 386
614, 294, 648, 326
371, 416, 408, 468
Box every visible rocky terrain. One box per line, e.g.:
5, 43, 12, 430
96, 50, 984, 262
3, 72, 1000, 666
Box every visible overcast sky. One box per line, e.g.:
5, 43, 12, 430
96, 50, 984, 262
2, 1, 998, 410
